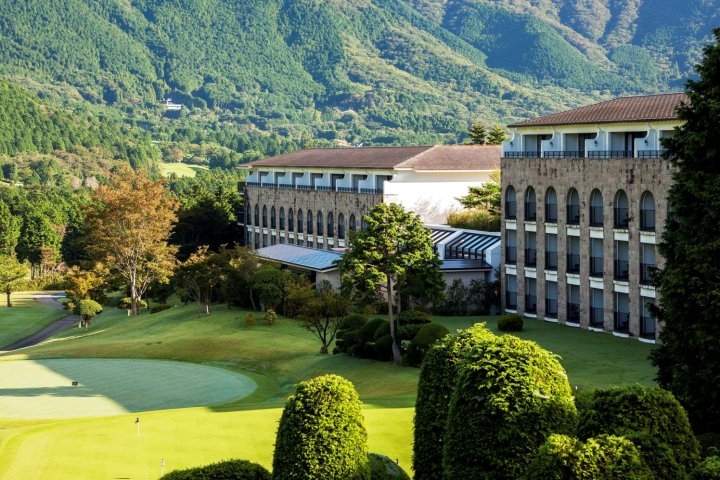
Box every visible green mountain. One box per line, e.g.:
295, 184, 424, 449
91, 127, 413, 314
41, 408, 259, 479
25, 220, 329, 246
0, 0, 715, 151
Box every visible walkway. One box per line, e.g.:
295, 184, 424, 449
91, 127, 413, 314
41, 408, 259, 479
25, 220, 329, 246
1, 292, 79, 351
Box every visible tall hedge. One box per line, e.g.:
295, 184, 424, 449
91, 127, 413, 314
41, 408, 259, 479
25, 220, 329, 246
525, 434, 652, 480
443, 335, 577, 480
413, 323, 495, 480
160, 459, 271, 480
272, 374, 370, 480
577, 385, 700, 479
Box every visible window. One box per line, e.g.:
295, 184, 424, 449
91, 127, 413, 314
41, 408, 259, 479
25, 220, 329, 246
327, 212, 335, 237
590, 189, 603, 226
567, 284, 580, 323
279, 207, 285, 230
349, 214, 356, 232
545, 281, 558, 319
505, 186, 517, 219
524, 187, 537, 221
317, 211, 324, 236
271, 207, 276, 229
297, 209, 303, 233
525, 278, 537, 313
262, 206, 268, 228
614, 190, 629, 228
338, 213, 345, 239
307, 210, 313, 235
641, 243, 656, 285
566, 235, 580, 273
590, 287, 604, 328
246, 203, 252, 226
545, 233, 558, 270
614, 292, 630, 333
640, 296, 656, 339
614, 240, 629, 280
545, 187, 557, 223
288, 208, 294, 232
506, 274, 517, 309
254, 204, 260, 226
640, 191, 656, 231
506, 230, 517, 265
567, 188, 580, 225
525, 231, 537, 267
590, 238, 603, 278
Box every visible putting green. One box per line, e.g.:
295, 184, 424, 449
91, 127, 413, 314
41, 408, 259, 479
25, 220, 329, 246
0, 359, 256, 419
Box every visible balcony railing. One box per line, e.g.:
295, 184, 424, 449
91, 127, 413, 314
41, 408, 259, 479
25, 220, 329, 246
506, 292, 518, 309
501, 150, 666, 159
614, 312, 630, 333
614, 259, 629, 280
567, 205, 580, 225
545, 299, 558, 318
637, 149, 667, 158
246, 182, 383, 194
525, 248, 537, 267
640, 209, 656, 231
567, 303, 580, 323
544, 150, 586, 158
525, 294, 537, 313
614, 207, 629, 228
590, 256, 604, 277
640, 263, 656, 285
545, 251, 558, 271
587, 150, 633, 158
545, 204, 558, 223
590, 307, 604, 327
503, 151, 541, 158
506, 246, 517, 264
640, 315, 656, 339
567, 253, 580, 273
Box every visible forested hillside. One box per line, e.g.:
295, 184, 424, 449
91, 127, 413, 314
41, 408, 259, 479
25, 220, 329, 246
0, 0, 715, 160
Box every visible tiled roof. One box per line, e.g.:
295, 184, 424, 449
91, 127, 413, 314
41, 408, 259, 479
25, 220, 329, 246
255, 244, 341, 272
508, 93, 687, 128
243, 145, 500, 171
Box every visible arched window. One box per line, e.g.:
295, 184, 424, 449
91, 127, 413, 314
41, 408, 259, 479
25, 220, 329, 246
566, 188, 580, 225
279, 207, 285, 230
254, 204, 260, 226
288, 208, 294, 232
505, 186, 517, 219
338, 213, 345, 239
262, 206, 268, 228
640, 191, 656, 231
297, 209, 304, 233
317, 211, 324, 236
271, 207, 276, 229
545, 188, 557, 223
614, 190, 629, 228
524, 187, 536, 221
590, 189, 603, 226
362, 217, 369, 230
246, 203, 252, 226
327, 212, 335, 237
307, 210, 313, 235
349, 214, 356, 232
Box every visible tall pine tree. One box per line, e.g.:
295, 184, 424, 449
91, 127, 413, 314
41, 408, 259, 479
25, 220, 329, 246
651, 28, 720, 434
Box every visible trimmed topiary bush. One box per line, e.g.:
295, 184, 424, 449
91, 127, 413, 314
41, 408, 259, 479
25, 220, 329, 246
340, 314, 368, 331
405, 323, 451, 366
413, 323, 496, 480
498, 313, 523, 331
398, 324, 423, 341
150, 304, 171, 314
398, 309, 431, 325
368, 453, 410, 480
525, 434, 652, 480
577, 384, 701, 479
160, 459, 271, 479
244, 312, 256, 326
264, 309, 277, 326
374, 322, 391, 340
443, 335, 577, 480
691, 456, 720, 480
273, 374, 370, 480
373, 335, 394, 361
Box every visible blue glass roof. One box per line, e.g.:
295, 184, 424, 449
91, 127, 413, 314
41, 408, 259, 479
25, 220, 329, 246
256, 244, 342, 272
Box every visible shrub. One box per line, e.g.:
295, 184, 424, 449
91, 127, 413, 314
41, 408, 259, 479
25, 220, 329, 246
273, 374, 370, 480
447, 209, 500, 231
373, 335, 394, 361
118, 297, 147, 310
577, 385, 701, 479
443, 335, 577, 480
264, 309, 277, 326
150, 304, 171, 314
368, 453, 410, 480
498, 313, 523, 332
398, 324, 423, 341
405, 323, 451, 366
160, 459, 271, 479
373, 322, 390, 340
358, 318, 386, 344
13, 273, 65, 291
697, 432, 720, 457
244, 312, 256, 326
398, 309, 431, 325
340, 314, 368, 331
435, 279, 470, 316
691, 456, 720, 480
413, 323, 496, 480
525, 434, 652, 480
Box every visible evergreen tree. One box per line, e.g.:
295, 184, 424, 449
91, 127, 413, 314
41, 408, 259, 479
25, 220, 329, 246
468, 121, 488, 144
0, 199, 20, 256
651, 28, 720, 434
487, 125, 508, 145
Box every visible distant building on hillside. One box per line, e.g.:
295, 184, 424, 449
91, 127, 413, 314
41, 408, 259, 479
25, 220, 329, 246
500, 93, 687, 342
161, 99, 182, 111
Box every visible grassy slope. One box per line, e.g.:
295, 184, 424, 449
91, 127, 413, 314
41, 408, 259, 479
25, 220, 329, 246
158, 162, 209, 178
0, 293, 67, 349
0, 302, 655, 479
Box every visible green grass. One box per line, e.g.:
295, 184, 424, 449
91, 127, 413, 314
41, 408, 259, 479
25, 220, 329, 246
158, 162, 209, 178
0, 301, 657, 479
0, 292, 67, 349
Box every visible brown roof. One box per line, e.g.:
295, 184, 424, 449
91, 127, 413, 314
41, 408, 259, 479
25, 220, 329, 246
244, 145, 500, 171
508, 93, 688, 128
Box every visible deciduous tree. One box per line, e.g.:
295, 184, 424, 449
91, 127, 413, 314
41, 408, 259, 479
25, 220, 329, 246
299, 281, 349, 354
0, 255, 28, 307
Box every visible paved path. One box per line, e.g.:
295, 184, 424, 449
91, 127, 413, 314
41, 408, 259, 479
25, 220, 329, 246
1, 292, 80, 351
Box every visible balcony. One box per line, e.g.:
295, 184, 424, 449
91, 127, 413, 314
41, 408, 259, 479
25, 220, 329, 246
567, 303, 580, 323
525, 248, 537, 267
566, 253, 580, 274
545, 299, 558, 318
246, 182, 383, 194
525, 294, 537, 313
614, 259, 629, 280
503, 151, 540, 158
506, 246, 517, 265
545, 251, 558, 271
590, 256, 604, 278
501, 150, 666, 159
614, 312, 630, 333
640, 263, 656, 285
590, 307, 604, 328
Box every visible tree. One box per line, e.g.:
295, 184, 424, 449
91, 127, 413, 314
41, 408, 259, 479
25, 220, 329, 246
487, 125, 508, 145
337, 203, 443, 365
84, 166, 178, 315
468, 121, 488, 144
456, 169, 501, 215
299, 281, 349, 354
0, 255, 27, 307
64, 264, 107, 302
174, 246, 219, 315
76, 299, 102, 329
651, 28, 720, 434
0, 199, 20, 256
273, 374, 370, 480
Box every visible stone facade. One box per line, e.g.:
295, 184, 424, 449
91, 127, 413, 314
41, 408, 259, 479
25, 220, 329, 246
501, 155, 674, 341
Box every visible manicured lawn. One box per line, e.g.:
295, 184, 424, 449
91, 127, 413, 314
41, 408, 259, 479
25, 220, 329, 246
0, 292, 67, 349
158, 162, 209, 177
0, 301, 658, 479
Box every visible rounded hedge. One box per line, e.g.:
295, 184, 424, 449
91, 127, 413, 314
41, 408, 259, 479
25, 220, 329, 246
374, 322, 390, 340
443, 335, 577, 480
368, 453, 411, 480
577, 384, 701, 479
498, 313, 523, 332
160, 459, 271, 480
691, 456, 720, 480
413, 323, 496, 480
398, 324, 423, 341
405, 323, 451, 367
398, 309, 432, 325
341, 314, 368, 331
272, 374, 370, 480
525, 434, 651, 480
150, 303, 171, 314
358, 318, 386, 344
